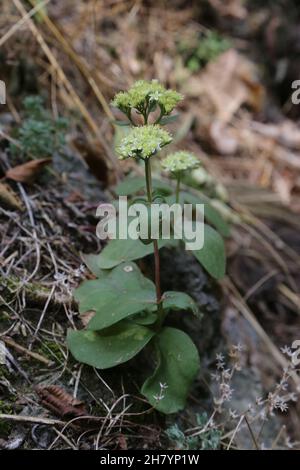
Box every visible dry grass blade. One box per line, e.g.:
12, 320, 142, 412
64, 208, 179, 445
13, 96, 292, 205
2, 336, 54, 366
0, 414, 64, 426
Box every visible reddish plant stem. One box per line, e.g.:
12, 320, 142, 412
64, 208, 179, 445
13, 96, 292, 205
153, 239, 162, 303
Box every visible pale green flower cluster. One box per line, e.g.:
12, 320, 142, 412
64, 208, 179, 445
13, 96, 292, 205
162, 151, 200, 173
117, 125, 172, 160
112, 80, 182, 116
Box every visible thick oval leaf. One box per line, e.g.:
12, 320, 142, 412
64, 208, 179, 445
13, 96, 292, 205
114, 176, 173, 197
97, 238, 155, 269
162, 291, 200, 318
74, 262, 157, 330
67, 322, 155, 369
96, 237, 176, 269
182, 191, 230, 237
141, 327, 200, 414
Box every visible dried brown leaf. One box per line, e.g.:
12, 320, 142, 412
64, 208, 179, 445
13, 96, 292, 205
0, 182, 23, 210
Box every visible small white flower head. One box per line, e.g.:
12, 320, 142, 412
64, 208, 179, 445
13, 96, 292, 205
112, 80, 183, 116
153, 382, 168, 402
159, 382, 168, 390
233, 342, 244, 352
117, 124, 172, 160
279, 402, 289, 412
216, 353, 225, 362
275, 396, 289, 412
162, 151, 200, 175
216, 352, 225, 370
222, 368, 231, 380
211, 372, 221, 382
153, 394, 164, 401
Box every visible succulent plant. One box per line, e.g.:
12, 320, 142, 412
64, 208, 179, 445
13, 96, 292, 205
117, 124, 172, 160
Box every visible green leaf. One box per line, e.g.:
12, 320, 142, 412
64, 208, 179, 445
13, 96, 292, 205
74, 262, 157, 330
96, 237, 176, 269
67, 321, 155, 369
96, 238, 154, 269
162, 291, 200, 318
80, 253, 111, 277
141, 327, 200, 414
114, 176, 173, 197
191, 224, 226, 279
182, 191, 230, 237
